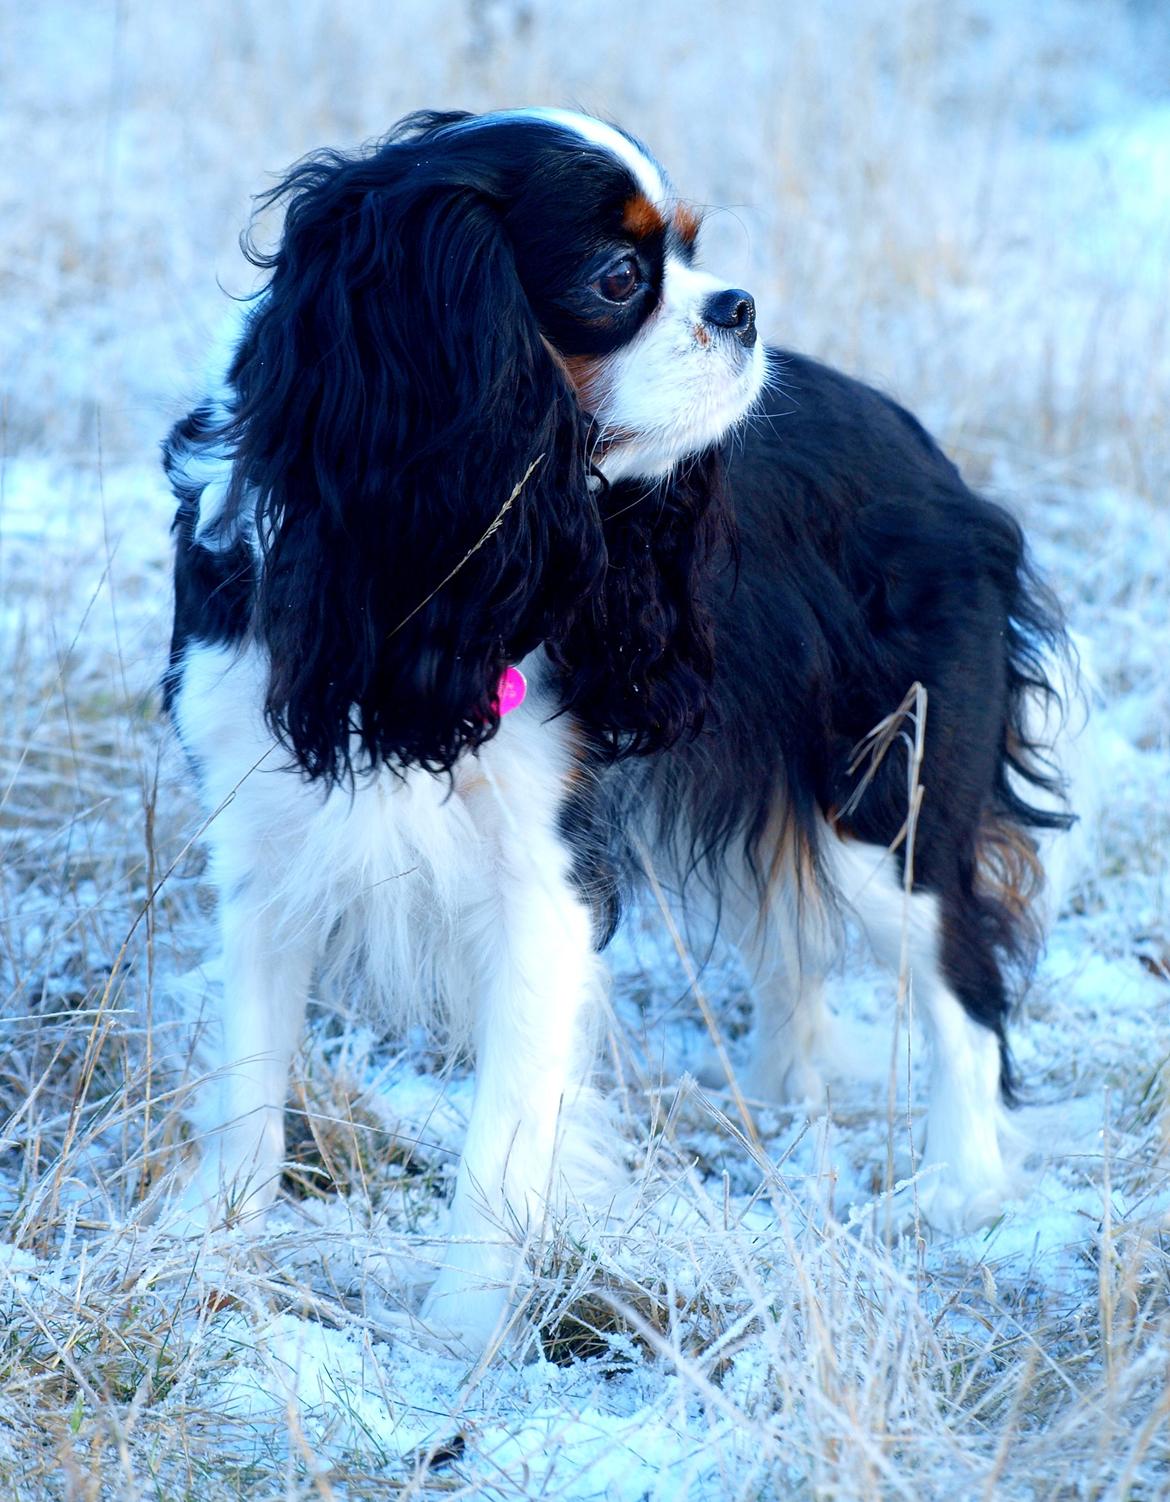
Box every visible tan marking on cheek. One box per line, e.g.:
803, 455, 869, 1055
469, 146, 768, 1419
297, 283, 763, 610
622, 193, 666, 239
694, 322, 711, 349
543, 341, 606, 416
674, 203, 702, 246
557, 349, 639, 451
562, 354, 606, 413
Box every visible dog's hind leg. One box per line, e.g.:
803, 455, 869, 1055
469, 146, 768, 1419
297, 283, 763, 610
721, 869, 833, 1107
828, 836, 1009, 1233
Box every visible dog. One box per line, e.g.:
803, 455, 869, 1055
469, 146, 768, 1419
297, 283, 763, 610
162, 108, 1082, 1352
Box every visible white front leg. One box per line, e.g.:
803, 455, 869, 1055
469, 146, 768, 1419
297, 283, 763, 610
179, 885, 318, 1229
420, 827, 600, 1352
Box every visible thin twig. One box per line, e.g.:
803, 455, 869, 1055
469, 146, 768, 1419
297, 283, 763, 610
385, 454, 544, 641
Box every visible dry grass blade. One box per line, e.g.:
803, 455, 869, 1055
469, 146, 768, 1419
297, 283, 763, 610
2, 3, 1168, 1496
384, 455, 545, 642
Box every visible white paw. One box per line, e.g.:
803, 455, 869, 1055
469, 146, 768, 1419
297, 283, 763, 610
694, 1046, 825, 1108
154, 1156, 279, 1237
912, 1168, 1007, 1237
417, 1268, 514, 1358
743, 1056, 826, 1108
693, 1048, 732, 1093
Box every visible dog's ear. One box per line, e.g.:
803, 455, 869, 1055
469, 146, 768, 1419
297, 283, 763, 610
221, 129, 605, 781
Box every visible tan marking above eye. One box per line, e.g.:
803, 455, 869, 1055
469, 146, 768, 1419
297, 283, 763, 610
674, 203, 702, 245
621, 193, 666, 239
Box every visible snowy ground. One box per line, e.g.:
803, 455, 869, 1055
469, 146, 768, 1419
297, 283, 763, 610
2, 2, 1168, 1497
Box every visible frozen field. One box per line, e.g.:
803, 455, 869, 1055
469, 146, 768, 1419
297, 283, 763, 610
1, 2, 1168, 1496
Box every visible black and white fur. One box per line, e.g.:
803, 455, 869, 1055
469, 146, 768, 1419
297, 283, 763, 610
163, 109, 1082, 1351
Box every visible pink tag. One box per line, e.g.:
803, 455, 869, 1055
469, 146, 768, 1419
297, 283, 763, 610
496, 665, 527, 716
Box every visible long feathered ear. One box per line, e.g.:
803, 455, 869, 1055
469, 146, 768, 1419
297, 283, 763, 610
551, 445, 733, 756
220, 128, 604, 781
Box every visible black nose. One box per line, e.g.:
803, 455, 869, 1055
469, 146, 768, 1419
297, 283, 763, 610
703, 288, 757, 347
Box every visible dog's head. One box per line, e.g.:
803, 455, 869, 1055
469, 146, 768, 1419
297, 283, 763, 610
211, 109, 765, 779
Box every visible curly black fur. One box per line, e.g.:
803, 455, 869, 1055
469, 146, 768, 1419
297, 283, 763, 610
223, 118, 600, 780
550, 446, 733, 757
163, 109, 1078, 1106
616, 356, 1075, 1097
166, 111, 727, 784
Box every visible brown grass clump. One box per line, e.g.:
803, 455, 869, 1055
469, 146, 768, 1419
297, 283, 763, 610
2, 1, 1168, 1496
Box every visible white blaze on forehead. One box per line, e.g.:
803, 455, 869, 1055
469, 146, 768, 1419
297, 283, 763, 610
467, 107, 668, 204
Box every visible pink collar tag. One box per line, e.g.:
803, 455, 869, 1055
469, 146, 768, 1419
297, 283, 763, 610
496, 665, 527, 716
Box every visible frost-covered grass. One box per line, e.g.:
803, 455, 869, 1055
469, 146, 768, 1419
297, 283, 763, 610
2, 2, 1168, 1497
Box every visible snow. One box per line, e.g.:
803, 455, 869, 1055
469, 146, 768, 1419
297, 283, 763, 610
1, 1, 1168, 1497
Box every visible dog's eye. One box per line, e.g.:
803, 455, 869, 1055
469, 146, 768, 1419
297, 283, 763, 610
596, 256, 640, 303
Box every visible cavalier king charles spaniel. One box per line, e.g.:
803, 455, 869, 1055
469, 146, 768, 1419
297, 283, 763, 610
163, 108, 1084, 1351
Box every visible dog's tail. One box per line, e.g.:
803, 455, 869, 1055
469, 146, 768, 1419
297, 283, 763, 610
979, 625, 1102, 952
1016, 632, 1102, 936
